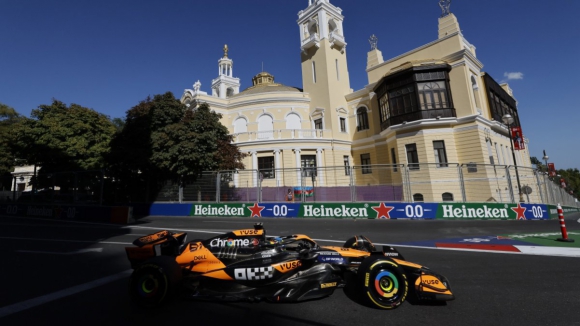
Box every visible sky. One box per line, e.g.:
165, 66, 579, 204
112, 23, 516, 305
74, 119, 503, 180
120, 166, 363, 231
1, 0, 579, 169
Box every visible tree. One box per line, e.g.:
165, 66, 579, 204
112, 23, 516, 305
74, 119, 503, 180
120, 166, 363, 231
0, 103, 22, 190
11, 100, 117, 173
107, 92, 245, 202
530, 156, 543, 170
557, 168, 580, 199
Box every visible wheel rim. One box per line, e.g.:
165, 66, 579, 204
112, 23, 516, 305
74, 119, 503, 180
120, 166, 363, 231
137, 274, 159, 298
374, 270, 399, 299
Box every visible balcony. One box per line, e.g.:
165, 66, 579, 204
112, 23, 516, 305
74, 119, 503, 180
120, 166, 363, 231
301, 33, 320, 53
232, 129, 330, 143
329, 31, 346, 52
381, 108, 456, 130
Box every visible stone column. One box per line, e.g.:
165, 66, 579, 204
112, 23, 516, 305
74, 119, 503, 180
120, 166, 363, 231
316, 148, 324, 185
274, 149, 281, 187
294, 148, 301, 187
251, 151, 258, 187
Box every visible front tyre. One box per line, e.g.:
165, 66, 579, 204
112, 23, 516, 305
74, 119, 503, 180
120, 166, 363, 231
129, 256, 181, 308
357, 256, 408, 309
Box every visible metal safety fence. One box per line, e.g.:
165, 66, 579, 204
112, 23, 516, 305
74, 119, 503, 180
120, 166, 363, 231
5, 164, 579, 207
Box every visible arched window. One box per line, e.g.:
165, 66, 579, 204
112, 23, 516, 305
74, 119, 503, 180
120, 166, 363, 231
226, 87, 234, 97
418, 81, 448, 110
471, 75, 481, 110
257, 115, 273, 139
356, 107, 369, 131
308, 20, 318, 36
442, 192, 454, 202
471, 76, 478, 90
413, 193, 424, 202
285, 113, 301, 130
233, 117, 247, 134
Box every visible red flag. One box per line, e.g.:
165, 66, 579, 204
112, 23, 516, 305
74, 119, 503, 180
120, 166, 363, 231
511, 127, 525, 150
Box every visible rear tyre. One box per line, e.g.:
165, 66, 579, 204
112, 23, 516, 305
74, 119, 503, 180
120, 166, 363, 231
129, 256, 181, 308
357, 256, 408, 309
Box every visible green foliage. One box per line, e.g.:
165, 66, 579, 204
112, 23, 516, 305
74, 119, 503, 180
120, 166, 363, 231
0, 103, 22, 190
530, 156, 542, 169
11, 100, 117, 173
557, 168, 580, 198
108, 93, 245, 193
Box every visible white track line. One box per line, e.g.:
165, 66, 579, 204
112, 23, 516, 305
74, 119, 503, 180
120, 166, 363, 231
0, 270, 131, 318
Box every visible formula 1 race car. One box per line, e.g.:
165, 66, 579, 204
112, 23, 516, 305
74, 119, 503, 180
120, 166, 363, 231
125, 223, 454, 310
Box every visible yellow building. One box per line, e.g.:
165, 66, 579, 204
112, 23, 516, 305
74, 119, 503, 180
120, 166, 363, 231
181, 0, 532, 203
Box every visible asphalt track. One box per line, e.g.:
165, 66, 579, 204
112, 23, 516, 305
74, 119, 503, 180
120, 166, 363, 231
1, 213, 580, 326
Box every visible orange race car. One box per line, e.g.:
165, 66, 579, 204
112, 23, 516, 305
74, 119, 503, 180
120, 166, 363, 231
125, 223, 454, 309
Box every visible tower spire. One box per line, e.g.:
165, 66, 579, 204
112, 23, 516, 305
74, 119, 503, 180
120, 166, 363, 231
211, 45, 240, 98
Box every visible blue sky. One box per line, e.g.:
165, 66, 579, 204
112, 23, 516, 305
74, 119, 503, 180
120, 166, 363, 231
1, 0, 579, 169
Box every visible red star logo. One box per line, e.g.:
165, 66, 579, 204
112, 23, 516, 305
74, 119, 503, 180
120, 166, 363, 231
371, 203, 395, 219
248, 203, 265, 218
511, 203, 527, 220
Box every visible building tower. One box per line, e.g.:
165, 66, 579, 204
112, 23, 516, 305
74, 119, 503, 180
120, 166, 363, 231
211, 44, 240, 99
297, 0, 351, 131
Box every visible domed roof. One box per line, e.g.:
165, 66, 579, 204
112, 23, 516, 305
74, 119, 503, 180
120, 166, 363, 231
233, 71, 303, 96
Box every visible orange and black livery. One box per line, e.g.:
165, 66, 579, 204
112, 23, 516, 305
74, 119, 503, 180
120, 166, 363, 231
125, 223, 454, 309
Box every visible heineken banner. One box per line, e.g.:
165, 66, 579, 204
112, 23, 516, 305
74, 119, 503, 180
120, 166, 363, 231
147, 202, 557, 220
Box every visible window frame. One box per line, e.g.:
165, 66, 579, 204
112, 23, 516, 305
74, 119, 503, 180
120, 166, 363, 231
339, 117, 347, 133
314, 118, 323, 130
433, 140, 448, 168
356, 107, 369, 131
343, 155, 350, 176
406, 143, 420, 170
258, 156, 275, 179
301, 155, 317, 177
360, 153, 372, 174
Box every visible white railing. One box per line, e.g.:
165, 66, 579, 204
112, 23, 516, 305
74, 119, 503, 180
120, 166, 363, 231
232, 129, 329, 143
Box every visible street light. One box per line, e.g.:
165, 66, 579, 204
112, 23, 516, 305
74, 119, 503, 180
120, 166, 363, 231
502, 114, 524, 203
542, 150, 549, 176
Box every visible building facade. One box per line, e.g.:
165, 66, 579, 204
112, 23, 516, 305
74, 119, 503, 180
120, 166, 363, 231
180, 0, 532, 203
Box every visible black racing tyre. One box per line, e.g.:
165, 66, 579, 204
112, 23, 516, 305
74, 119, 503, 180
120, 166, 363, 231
357, 256, 408, 309
129, 256, 181, 308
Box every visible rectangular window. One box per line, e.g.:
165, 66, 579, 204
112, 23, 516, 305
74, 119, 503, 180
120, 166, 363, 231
336, 59, 340, 81
486, 140, 495, 165
340, 117, 346, 132
312, 61, 316, 83
391, 148, 398, 172
301, 155, 317, 177
258, 156, 275, 179
343, 156, 350, 176
360, 153, 372, 174
314, 118, 323, 130
433, 140, 448, 168
495, 142, 503, 165
406, 143, 420, 170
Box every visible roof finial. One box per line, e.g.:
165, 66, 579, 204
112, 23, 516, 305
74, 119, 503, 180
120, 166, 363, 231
439, 0, 451, 17
223, 44, 229, 58
369, 34, 378, 50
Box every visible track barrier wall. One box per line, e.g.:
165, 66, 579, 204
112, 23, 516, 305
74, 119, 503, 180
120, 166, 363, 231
0, 203, 134, 224
1, 202, 578, 221
144, 202, 579, 220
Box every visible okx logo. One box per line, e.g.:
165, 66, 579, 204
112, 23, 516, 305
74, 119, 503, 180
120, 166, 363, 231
234, 267, 274, 281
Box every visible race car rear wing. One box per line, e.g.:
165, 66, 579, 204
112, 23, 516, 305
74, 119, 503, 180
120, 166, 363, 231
125, 230, 187, 268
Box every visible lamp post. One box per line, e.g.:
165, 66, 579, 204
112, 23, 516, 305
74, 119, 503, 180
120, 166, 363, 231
502, 114, 524, 203
542, 150, 551, 203
542, 150, 550, 178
